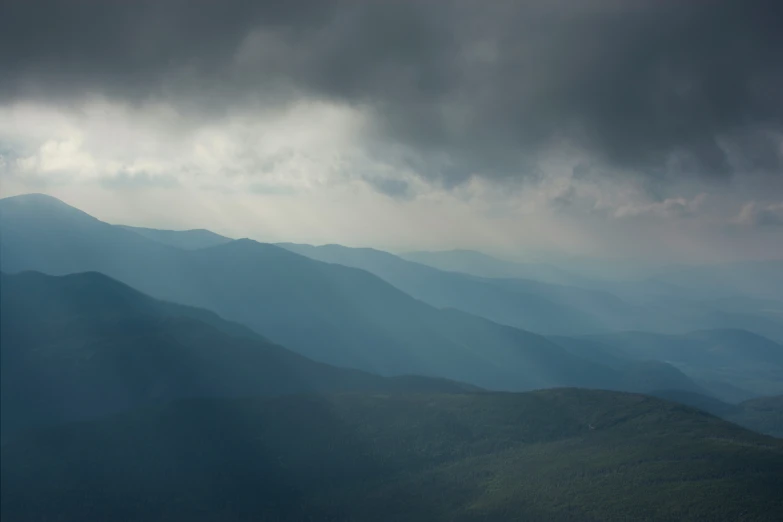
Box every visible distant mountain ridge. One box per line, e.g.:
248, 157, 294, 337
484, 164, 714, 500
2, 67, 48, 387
280, 242, 627, 335
118, 225, 233, 249
401, 248, 588, 285
2, 194, 774, 402
574, 329, 783, 398
649, 390, 783, 438
280, 242, 783, 341
0, 194, 628, 392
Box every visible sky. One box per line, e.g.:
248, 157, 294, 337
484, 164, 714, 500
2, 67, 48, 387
1, 0, 782, 262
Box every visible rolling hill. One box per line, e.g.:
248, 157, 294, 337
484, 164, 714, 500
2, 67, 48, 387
3, 389, 782, 521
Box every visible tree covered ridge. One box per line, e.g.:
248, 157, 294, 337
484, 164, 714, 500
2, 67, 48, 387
3, 389, 782, 522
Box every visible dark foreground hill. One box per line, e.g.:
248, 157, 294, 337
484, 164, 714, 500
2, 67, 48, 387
3, 389, 782, 522
0, 271, 474, 441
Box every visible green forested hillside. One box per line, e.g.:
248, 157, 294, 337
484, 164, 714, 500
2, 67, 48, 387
3, 389, 782, 522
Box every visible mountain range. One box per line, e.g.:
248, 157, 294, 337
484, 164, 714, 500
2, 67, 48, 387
4, 194, 782, 401
2, 192, 783, 521
279, 242, 783, 341
0, 194, 671, 393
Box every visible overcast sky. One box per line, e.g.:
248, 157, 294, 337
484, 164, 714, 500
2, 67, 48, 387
1, 0, 781, 262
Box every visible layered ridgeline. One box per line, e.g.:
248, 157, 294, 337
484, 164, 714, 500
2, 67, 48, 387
650, 390, 783, 438
3, 389, 783, 522
14, 270, 775, 441
278, 243, 783, 342
401, 248, 589, 285
554, 330, 783, 400
117, 225, 233, 250
401, 249, 783, 303
0, 271, 475, 441
1, 194, 669, 394
279, 243, 628, 335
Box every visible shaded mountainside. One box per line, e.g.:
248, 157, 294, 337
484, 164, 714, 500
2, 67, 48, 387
280, 242, 629, 335
3, 389, 783, 522
280, 243, 783, 341
617, 361, 708, 396
0, 194, 630, 392
731, 395, 783, 438
571, 329, 783, 397
647, 390, 783, 438
648, 390, 742, 417
119, 225, 234, 250
0, 271, 476, 441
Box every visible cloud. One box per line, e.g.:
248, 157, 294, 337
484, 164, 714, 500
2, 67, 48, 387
1, 0, 781, 188
0, 99, 371, 193
99, 171, 180, 190
365, 177, 412, 199
1, 1, 782, 262
613, 194, 707, 220
737, 201, 783, 227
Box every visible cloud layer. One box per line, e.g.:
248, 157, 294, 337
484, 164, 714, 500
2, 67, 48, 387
3, 0, 782, 184
1, 0, 781, 260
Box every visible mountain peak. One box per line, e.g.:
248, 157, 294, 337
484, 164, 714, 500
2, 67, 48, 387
0, 193, 100, 223
1, 192, 66, 205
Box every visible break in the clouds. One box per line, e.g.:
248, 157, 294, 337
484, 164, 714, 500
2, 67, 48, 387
0, 0, 782, 260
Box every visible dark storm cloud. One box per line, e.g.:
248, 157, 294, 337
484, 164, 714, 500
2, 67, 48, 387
2, 0, 782, 185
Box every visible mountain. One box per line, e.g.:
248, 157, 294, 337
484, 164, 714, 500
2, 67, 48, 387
648, 390, 783, 438
3, 389, 782, 522
0, 194, 622, 392
400, 249, 688, 303
119, 225, 234, 249
648, 389, 742, 416
280, 242, 630, 335
401, 250, 783, 327
280, 243, 783, 341
0, 270, 476, 441
729, 395, 783, 438
564, 329, 783, 398
617, 360, 709, 395
400, 248, 586, 285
